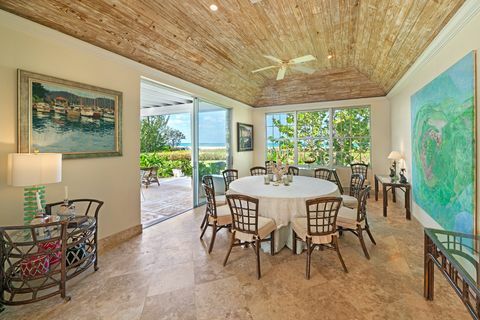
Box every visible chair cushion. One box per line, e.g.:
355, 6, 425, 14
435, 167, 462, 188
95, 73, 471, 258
234, 216, 277, 242
208, 204, 232, 226
215, 194, 227, 205
336, 207, 361, 229
341, 195, 358, 209
292, 217, 337, 245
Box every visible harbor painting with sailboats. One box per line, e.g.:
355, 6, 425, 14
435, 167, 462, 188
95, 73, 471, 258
31, 80, 119, 155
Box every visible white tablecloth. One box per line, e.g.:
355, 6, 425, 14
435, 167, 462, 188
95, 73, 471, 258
227, 176, 340, 252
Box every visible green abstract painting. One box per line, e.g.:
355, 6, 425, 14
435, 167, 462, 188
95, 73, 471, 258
411, 51, 476, 234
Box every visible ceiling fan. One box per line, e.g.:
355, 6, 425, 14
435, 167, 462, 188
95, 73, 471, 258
251, 55, 317, 80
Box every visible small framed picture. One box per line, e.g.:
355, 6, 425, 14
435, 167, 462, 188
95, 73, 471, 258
17, 70, 122, 159
237, 122, 253, 152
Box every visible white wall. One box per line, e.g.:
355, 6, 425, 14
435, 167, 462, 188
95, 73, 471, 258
252, 97, 391, 187
388, 4, 480, 229
0, 10, 253, 238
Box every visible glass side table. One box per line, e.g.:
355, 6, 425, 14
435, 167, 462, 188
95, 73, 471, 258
424, 228, 480, 319
374, 174, 411, 220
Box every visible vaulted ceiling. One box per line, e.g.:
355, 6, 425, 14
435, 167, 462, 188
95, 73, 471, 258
0, 0, 465, 107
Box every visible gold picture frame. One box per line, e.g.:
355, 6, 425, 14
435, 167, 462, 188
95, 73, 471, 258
17, 70, 122, 159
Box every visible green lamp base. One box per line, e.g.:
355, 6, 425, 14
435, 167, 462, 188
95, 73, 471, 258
23, 185, 45, 225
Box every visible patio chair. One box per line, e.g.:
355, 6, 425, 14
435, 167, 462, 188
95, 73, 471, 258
141, 167, 160, 188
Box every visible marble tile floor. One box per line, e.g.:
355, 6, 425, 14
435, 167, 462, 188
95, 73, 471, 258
141, 176, 193, 226
1, 198, 470, 320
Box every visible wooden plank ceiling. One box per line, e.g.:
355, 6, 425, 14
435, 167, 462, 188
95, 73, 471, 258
0, 0, 465, 107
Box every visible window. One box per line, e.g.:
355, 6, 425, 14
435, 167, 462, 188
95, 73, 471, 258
265, 106, 371, 167
266, 113, 295, 163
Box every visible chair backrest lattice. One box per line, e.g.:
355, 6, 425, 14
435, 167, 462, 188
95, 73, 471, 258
250, 166, 267, 176
203, 183, 218, 219
222, 169, 239, 191
351, 163, 369, 179
314, 168, 332, 180
356, 186, 370, 223
349, 173, 365, 198
202, 175, 215, 190
226, 194, 259, 236
288, 166, 300, 176
305, 197, 342, 236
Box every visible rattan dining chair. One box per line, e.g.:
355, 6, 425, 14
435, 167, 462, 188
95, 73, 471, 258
250, 166, 267, 176
223, 194, 276, 279
222, 169, 238, 191
350, 163, 371, 197
200, 175, 227, 230
265, 160, 275, 174
341, 173, 365, 209
288, 166, 300, 176
200, 183, 232, 253
337, 186, 376, 259
292, 197, 347, 279
314, 168, 332, 180
328, 169, 344, 194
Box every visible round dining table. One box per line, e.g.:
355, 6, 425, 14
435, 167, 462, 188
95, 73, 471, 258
227, 175, 340, 253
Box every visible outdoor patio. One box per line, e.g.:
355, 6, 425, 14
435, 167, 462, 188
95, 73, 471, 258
141, 176, 193, 227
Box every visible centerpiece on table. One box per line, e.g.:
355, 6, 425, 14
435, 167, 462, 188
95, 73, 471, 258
270, 152, 290, 186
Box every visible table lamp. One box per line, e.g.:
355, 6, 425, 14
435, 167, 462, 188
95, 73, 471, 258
387, 151, 402, 179
7, 153, 62, 224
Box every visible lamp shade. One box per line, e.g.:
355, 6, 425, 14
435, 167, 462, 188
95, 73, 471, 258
8, 153, 62, 187
387, 151, 402, 161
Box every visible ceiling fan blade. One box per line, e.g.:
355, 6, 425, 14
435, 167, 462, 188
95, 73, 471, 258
251, 65, 277, 73
292, 65, 316, 75
276, 66, 287, 80
289, 55, 316, 64
263, 55, 284, 64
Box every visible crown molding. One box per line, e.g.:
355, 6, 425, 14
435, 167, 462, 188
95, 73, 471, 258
387, 0, 480, 97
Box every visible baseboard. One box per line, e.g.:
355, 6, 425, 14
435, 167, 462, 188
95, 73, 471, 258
98, 224, 143, 254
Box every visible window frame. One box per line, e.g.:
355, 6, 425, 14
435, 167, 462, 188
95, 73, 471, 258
264, 105, 372, 168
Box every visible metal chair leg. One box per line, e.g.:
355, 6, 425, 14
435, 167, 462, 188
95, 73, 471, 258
366, 225, 377, 245
255, 238, 261, 279
223, 232, 235, 266
357, 226, 370, 260
333, 236, 348, 273
270, 231, 275, 256
306, 237, 312, 279
292, 229, 297, 255
208, 223, 217, 253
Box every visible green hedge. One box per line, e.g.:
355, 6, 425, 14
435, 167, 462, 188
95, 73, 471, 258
140, 149, 227, 178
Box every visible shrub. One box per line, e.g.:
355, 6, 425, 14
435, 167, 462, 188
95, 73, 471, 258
140, 149, 227, 178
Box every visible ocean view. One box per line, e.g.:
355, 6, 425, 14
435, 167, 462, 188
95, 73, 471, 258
178, 142, 226, 148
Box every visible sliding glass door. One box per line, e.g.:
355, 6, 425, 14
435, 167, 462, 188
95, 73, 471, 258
193, 99, 231, 205
140, 79, 231, 226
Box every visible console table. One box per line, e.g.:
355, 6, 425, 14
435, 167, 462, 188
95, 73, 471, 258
424, 228, 480, 319
374, 174, 411, 220
0, 199, 102, 307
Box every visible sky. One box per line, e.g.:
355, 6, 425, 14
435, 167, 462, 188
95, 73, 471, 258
167, 110, 227, 145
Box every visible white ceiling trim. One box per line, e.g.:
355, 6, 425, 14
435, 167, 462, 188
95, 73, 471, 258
387, 0, 480, 97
